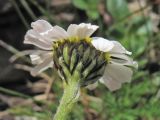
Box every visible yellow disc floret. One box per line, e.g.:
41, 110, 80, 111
105, 53, 111, 63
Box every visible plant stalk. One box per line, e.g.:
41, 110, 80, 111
53, 80, 80, 120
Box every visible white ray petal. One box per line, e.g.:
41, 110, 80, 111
67, 23, 99, 38
77, 23, 99, 38
106, 64, 133, 83
30, 54, 41, 64
100, 63, 133, 91
110, 41, 132, 55
91, 37, 114, 52
49, 25, 69, 40
67, 24, 78, 36
24, 30, 52, 50
31, 57, 53, 76
31, 20, 53, 33
86, 81, 98, 90
29, 20, 69, 43
99, 76, 121, 91
30, 51, 52, 65
110, 53, 138, 69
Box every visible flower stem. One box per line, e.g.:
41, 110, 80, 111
53, 80, 80, 120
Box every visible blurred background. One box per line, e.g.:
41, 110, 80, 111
0, 0, 160, 120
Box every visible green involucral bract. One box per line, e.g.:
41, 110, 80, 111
52, 37, 107, 87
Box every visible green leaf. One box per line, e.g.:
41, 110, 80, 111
86, 0, 99, 20
72, 0, 87, 10
137, 20, 152, 35
87, 9, 99, 20
72, 0, 100, 20
106, 0, 130, 21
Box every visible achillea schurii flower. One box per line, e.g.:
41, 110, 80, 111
24, 19, 137, 91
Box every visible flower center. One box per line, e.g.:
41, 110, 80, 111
52, 37, 108, 86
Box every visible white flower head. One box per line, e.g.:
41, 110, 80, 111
24, 20, 98, 76
24, 19, 137, 91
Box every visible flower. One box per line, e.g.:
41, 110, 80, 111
24, 19, 137, 91
24, 20, 98, 76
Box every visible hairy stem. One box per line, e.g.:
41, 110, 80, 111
53, 79, 80, 120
